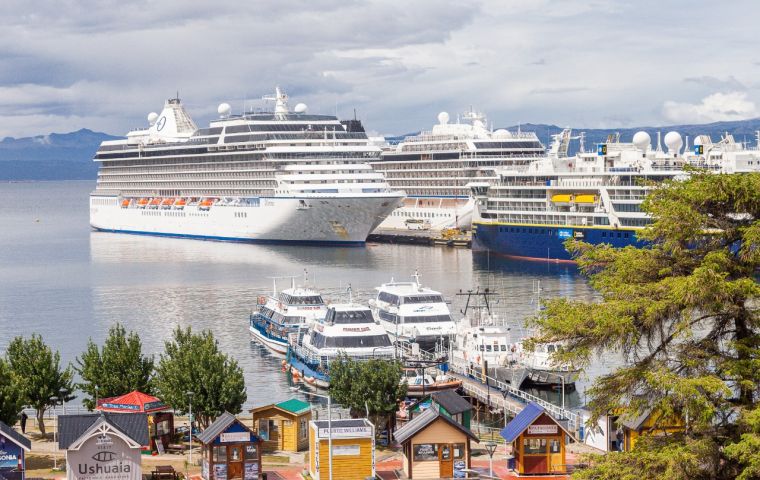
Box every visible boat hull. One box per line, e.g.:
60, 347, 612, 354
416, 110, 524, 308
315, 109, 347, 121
286, 351, 330, 389
376, 197, 474, 231
472, 222, 645, 261
249, 325, 289, 355
91, 194, 402, 244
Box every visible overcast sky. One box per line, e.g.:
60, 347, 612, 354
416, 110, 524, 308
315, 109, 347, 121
1, 0, 759, 138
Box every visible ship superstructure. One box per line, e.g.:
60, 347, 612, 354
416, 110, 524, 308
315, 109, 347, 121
370, 109, 545, 231
90, 88, 404, 244
471, 129, 760, 261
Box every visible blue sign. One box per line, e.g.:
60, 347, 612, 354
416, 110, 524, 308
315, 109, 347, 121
694, 145, 704, 155
453, 460, 466, 478
597, 144, 607, 155
0, 438, 21, 470
557, 228, 573, 239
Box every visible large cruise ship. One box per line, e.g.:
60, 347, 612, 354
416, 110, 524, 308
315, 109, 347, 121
369, 109, 545, 231
471, 130, 760, 261
89, 88, 404, 244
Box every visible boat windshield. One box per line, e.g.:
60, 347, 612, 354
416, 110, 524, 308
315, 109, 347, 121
402, 314, 453, 324
312, 332, 391, 348
402, 294, 444, 304
326, 309, 374, 324
280, 293, 324, 305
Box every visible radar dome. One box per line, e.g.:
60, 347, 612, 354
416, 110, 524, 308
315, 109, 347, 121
693, 136, 703, 146
632, 131, 651, 152
294, 103, 308, 114
147, 112, 159, 125
437, 111, 450, 125
217, 102, 231, 117
494, 129, 510, 138
664, 131, 683, 154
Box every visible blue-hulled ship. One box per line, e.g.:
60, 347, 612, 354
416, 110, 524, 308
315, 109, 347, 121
471, 130, 760, 261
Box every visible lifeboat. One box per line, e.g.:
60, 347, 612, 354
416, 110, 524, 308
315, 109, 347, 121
551, 194, 572, 205
174, 198, 187, 210
121, 199, 131, 208
575, 194, 598, 205
199, 198, 214, 211
149, 198, 161, 209
161, 198, 175, 209
137, 198, 149, 208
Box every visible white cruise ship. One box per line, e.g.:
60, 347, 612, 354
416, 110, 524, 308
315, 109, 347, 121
369, 273, 457, 348
89, 88, 404, 244
471, 130, 760, 261
369, 109, 545, 231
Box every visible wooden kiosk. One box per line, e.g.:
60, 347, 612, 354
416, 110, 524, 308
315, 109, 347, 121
394, 408, 478, 479
500, 402, 573, 475
308, 418, 375, 480
97, 390, 173, 453
0, 421, 31, 480
250, 398, 311, 452
197, 412, 262, 480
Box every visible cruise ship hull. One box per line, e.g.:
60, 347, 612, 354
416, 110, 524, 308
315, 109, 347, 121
90, 194, 401, 244
376, 197, 474, 231
472, 222, 644, 261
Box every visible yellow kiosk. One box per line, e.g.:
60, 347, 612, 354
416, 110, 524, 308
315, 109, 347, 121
500, 402, 573, 475
250, 398, 311, 452
308, 418, 375, 480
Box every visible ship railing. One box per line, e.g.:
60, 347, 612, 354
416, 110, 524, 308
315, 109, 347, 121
448, 358, 580, 430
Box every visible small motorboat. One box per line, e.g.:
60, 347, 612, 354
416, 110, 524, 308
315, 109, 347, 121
401, 368, 462, 397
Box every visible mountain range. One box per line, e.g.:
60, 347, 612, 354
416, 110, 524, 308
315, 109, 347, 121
2, 119, 760, 181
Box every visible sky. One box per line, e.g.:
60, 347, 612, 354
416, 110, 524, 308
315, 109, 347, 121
1, 0, 759, 138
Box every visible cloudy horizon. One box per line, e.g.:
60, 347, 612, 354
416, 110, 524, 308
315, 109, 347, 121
1, 0, 759, 138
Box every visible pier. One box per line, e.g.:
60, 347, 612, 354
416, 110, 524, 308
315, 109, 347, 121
368, 228, 472, 248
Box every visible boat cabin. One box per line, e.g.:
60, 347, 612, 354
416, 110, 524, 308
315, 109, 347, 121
197, 412, 262, 480
250, 398, 311, 453
0, 421, 31, 480
308, 418, 375, 480
394, 408, 478, 479
500, 402, 573, 475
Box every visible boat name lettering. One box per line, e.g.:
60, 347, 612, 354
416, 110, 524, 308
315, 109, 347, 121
342, 327, 370, 332
573, 231, 585, 239
557, 229, 573, 239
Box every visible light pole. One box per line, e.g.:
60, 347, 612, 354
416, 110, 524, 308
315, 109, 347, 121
95, 385, 99, 410
50, 396, 59, 470
186, 391, 194, 467
485, 441, 497, 478
302, 390, 333, 480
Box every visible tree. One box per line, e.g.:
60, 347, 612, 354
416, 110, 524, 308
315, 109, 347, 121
0, 358, 24, 426
154, 326, 246, 429
6, 334, 75, 436
527, 172, 760, 479
76, 323, 154, 410
329, 355, 407, 432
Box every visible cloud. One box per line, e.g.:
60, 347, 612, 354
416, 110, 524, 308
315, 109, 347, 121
530, 86, 588, 94
662, 91, 759, 124
683, 76, 745, 90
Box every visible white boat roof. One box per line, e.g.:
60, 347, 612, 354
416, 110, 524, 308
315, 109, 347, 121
328, 303, 372, 312
280, 287, 322, 297
375, 281, 442, 297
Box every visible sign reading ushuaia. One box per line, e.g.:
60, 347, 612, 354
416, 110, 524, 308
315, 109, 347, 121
58, 413, 148, 480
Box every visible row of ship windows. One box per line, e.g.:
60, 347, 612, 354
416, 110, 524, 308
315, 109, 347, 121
99, 181, 276, 188
100, 170, 277, 179
390, 210, 452, 218
99, 152, 378, 165
234, 212, 248, 218
280, 179, 382, 184
375, 160, 517, 170
92, 198, 118, 206
498, 226, 632, 239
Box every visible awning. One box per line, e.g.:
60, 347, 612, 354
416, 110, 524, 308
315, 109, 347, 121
97, 390, 169, 413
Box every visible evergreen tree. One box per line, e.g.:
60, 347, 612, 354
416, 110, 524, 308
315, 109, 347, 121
528, 171, 760, 479
0, 358, 24, 426
154, 326, 246, 429
329, 355, 407, 431
75, 323, 154, 410
6, 334, 74, 436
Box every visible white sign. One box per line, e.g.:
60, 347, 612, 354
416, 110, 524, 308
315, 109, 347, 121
332, 445, 360, 456
317, 426, 372, 439
527, 425, 558, 435
220, 432, 250, 443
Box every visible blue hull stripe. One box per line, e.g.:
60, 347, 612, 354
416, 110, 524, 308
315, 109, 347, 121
473, 223, 646, 261
93, 227, 366, 246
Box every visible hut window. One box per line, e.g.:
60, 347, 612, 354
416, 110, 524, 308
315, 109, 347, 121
413, 444, 438, 461
453, 444, 465, 459
300, 419, 308, 440
213, 446, 226, 462
245, 444, 258, 460
523, 438, 547, 455
550, 439, 561, 453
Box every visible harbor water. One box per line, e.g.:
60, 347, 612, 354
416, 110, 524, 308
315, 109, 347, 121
0, 181, 600, 411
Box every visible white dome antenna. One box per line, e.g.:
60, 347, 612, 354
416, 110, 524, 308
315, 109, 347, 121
147, 112, 159, 125
664, 131, 683, 156
294, 103, 308, 114
217, 102, 231, 118
632, 131, 651, 154
437, 111, 449, 125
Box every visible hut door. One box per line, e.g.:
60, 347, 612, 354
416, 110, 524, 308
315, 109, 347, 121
227, 445, 243, 480
439, 444, 453, 478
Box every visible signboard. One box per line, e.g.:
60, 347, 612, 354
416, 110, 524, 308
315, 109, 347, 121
528, 424, 558, 435
244, 462, 259, 480
597, 144, 607, 156
413, 444, 437, 461
454, 460, 466, 478
332, 445, 360, 456
557, 229, 573, 239
67, 430, 141, 480
573, 231, 585, 239
0, 439, 22, 470
100, 403, 140, 411
317, 426, 372, 439
695, 145, 704, 155
155, 441, 165, 455
220, 432, 250, 443
214, 464, 227, 480
202, 459, 209, 480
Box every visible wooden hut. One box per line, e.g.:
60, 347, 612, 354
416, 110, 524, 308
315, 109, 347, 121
197, 412, 262, 480
250, 398, 311, 452
404, 390, 473, 429
500, 402, 573, 475
308, 418, 375, 480
0, 421, 31, 480
96, 390, 173, 453
394, 408, 478, 479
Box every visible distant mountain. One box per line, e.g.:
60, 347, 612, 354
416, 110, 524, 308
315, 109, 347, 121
3, 118, 760, 181
0, 129, 119, 181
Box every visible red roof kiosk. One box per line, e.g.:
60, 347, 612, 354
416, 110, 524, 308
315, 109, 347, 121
97, 390, 174, 453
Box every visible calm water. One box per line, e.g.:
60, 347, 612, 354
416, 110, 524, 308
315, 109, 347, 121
0, 181, 597, 410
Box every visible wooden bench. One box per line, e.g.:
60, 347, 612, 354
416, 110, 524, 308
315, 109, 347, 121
152, 465, 178, 480
167, 443, 187, 454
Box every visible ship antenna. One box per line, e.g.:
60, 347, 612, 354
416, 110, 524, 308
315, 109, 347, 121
272, 277, 277, 297
347, 284, 353, 304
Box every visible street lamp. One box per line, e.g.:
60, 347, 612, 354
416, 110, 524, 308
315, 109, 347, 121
301, 390, 333, 480
95, 385, 99, 410
485, 441, 498, 478
186, 392, 195, 468
50, 396, 59, 470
